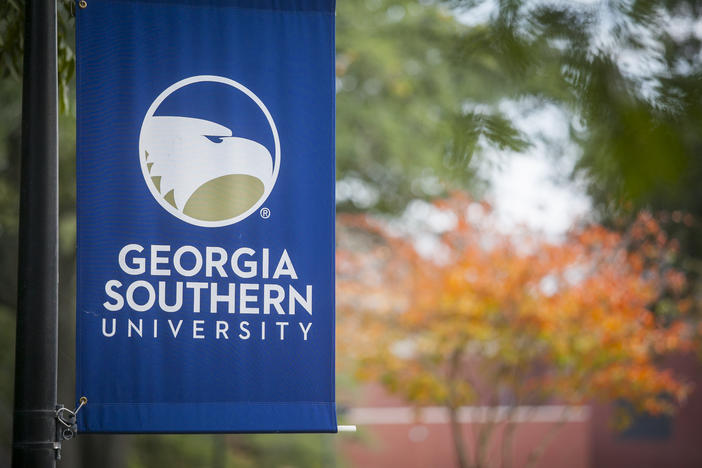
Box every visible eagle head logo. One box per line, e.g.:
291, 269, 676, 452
138, 75, 280, 227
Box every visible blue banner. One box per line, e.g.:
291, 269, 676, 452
76, 0, 336, 433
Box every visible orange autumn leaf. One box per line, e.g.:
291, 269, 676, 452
337, 193, 696, 417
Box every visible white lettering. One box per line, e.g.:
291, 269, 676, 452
231, 248, 257, 278
216, 321, 229, 339
102, 318, 116, 337
210, 283, 236, 314
118, 244, 145, 275
186, 282, 207, 313
126, 280, 155, 312
289, 285, 312, 315
273, 249, 297, 279
128, 318, 143, 337
239, 321, 250, 340
103, 280, 124, 311
276, 321, 289, 340
158, 281, 183, 312
193, 320, 205, 339
262, 248, 269, 278
239, 283, 259, 314
263, 284, 285, 314
150, 245, 170, 276
206, 247, 228, 277
299, 322, 312, 341
174, 245, 202, 276
168, 319, 183, 337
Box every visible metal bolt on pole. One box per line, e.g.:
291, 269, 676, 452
11, 0, 59, 466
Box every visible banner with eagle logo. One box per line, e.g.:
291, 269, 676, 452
76, 0, 336, 433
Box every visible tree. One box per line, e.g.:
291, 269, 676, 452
1, 0, 76, 111
444, 0, 702, 209
336, 0, 531, 213
337, 193, 694, 468
446, 0, 702, 317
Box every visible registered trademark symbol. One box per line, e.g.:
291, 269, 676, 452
260, 207, 271, 219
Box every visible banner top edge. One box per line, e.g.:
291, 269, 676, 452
82, 0, 336, 13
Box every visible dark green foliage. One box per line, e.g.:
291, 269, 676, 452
449, 0, 702, 219
336, 0, 528, 212
1, 0, 76, 112
129, 433, 341, 468
0, 76, 22, 467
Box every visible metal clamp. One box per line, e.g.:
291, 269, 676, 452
54, 397, 87, 460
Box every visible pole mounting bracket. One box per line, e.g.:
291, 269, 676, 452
54, 397, 87, 460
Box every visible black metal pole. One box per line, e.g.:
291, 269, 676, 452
12, 0, 59, 466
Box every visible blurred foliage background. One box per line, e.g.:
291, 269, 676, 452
2, 0, 702, 466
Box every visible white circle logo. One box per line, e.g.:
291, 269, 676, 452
138, 75, 280, 227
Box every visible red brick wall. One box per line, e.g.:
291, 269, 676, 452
591, 354, 702, 468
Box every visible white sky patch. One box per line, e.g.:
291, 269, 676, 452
336, 176, 380, 209
391, 199, 457, 261
391, 102, 592, 246
485, 153, 590, 238
456, 1, 497, 27
480, 101, 591, 238
449, 0, 702, 238
452, 1, 685, 238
